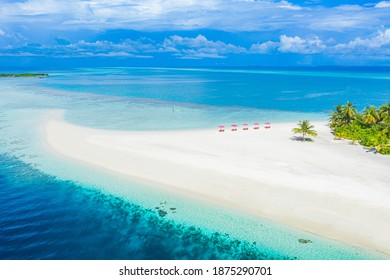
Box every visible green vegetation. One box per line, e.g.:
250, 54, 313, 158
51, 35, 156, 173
0, 73, 48, 78
330, 102, 390, 155
292, 120, 317, 141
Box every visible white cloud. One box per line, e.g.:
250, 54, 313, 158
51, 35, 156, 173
375, 1, 390, 8
335, 28, 390, 50
277, 0, 302, 10
2, 0, 386, 34
249, 41, 278, 53
250, 34, 326, 54
164, 34, 245, 52
161, 34, 246, 59
1, 0, 390, 70
64, 38, 158, 56
278, 35, 325, 54
249, 30, 390, 56
336, 5, 364, 11
308, 14, 369, 31
279, 35, 305, 52
3, 27, 390, 60
0, 0, 219, 30
73, 34, 246, 60
1, 0, 389, 65
252, 29, 390, 56
0, 37, 159, 58
13, 0, 69, 16
0, 34, 247, 59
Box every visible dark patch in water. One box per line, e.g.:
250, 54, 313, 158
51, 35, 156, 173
299, 239, 313, 244
157, 209, 167, 217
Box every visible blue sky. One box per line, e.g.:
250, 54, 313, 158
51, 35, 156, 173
1, 0, 390, 68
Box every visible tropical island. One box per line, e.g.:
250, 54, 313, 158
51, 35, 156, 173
44, 108, 390, 257
0, 73, 48, 78
330, 102, 390, 155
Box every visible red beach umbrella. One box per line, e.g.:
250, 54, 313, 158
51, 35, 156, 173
265, 122, 271, 124
219, 125, 225, 128
231, 124, 238, 127
242, 123, 249, 130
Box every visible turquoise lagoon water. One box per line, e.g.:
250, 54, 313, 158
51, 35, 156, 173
1, 67, 390, 260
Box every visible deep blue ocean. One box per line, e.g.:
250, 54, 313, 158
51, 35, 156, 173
1, 67, 389, 259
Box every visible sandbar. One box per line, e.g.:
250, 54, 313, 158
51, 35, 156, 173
45, 116, 390, 255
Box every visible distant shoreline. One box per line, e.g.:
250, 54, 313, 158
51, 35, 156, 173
0, 73, 48, 78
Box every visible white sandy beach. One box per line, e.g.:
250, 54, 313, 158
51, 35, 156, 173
45, 116, 390, 255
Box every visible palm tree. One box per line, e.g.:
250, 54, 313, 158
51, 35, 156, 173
379, 102, 390, 123
292, 120, 318, 141
377, 102, 390, 137
341, 101, 356, 125
329, 104, 344, 127
362, 105, 380, 125
380, 121, 390, 138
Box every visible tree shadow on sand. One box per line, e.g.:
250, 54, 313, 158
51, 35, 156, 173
290, 136, 314, 142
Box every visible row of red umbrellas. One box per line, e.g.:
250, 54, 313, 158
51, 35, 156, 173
218, 122, 270, 129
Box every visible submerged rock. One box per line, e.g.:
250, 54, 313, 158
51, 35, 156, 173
298, 238, 313, 244
157, 209, 167, 217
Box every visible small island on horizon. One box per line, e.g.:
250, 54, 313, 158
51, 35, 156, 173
0, 73, 48, 78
